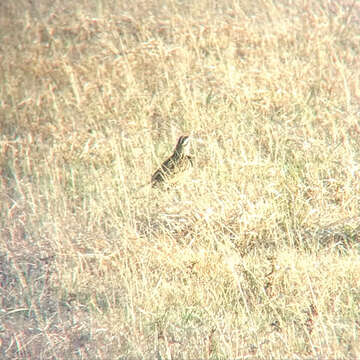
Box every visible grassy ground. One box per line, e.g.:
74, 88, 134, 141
1, 0, 360, 358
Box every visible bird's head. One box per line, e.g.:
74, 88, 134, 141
175, 135, 191, 155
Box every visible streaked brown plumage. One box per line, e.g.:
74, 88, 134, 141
151, 135, 193, 188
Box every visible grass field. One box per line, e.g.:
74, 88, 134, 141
1, 0, 360, 358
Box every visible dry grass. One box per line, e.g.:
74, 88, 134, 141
1, 0, 360, 358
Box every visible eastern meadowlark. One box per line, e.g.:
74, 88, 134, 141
151, 135, 193, 188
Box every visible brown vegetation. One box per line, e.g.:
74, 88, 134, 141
1, 0, 360, 358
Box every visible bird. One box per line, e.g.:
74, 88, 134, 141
150, 135, 193, 189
